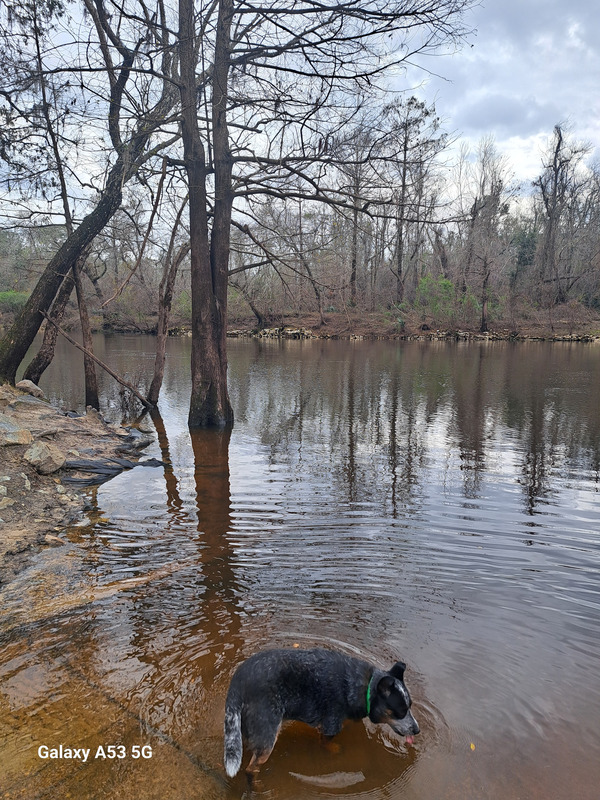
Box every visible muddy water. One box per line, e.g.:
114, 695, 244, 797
2, 338, 600, 799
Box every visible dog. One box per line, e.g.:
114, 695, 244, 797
223, 647, 419, 778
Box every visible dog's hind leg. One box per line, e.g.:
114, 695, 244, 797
245, 745, 275, 775
244, 712, 280, 779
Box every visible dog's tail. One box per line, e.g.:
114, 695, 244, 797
224, 692, 243, 778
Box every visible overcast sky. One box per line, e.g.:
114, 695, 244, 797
405, 0, 600, 181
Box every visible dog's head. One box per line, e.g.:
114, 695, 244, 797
369, 661, 420, 743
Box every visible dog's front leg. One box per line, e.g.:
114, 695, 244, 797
319, 733, 342, 754
319, 720, 343, 754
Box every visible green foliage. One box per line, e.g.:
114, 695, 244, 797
514, 227, 538, 268
176, 290, 192, 320
415, 275, 456, 319
383, 302, 407, 331
0, 290, 29, 312
415, 275, 482, 326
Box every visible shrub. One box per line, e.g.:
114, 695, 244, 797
415, 275, 457, 321
0, 290, 29, 313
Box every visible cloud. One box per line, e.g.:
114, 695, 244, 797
402, 0, 600, 178
454, 93, 561, 138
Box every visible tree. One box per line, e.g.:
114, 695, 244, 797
380, 97, 447, 304
462, 137, 512, 332
0, 0, 177, 384
178, 0, 235, 427
533, 125, 591, 305
176, 0, 474, 425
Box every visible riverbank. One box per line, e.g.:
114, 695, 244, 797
0, 382, 153, 585
4, 304, 600, 343
225, 307, 600, 342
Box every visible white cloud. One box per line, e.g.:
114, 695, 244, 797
399, 0, 600, 179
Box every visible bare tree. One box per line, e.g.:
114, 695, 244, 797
459, 137, 513, 332
533, 124, 592, 305
1, 0, 475, 426
174, 0, 474, 425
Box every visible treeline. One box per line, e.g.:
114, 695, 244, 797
3, 122, 598, 336
230, 124, 600, 333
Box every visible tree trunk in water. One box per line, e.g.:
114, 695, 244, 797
147, 241, 190, 406
72, 250, 99, 410
179, 0, 233, 428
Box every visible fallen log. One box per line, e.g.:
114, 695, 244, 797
62, 457, 166, 486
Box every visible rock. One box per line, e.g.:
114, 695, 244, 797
16, 380, 45, 399
8, 395, 49, 410
36, 427, 61, 439
0, 412, 33, 446
0, 497, 16, 510
23, 442, 66, 475
44, 534, 65, 546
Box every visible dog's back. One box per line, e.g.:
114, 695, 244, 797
224, 647, 419, 778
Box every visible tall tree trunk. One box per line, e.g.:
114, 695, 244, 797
395, 131, 409, 305
350, 192, 359, 306
179, 0, 233, 428
22, 273, 75, 385
148, 240, 190, 405
72, 250, 99, 409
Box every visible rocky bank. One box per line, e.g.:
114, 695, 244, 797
0, 381, 153, 585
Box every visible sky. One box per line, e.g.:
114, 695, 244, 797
404, 0, 600, 182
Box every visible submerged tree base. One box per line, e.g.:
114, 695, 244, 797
188, 388, 234, 429
188, 347, 234, 429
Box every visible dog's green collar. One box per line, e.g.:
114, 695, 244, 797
366, 673, 376, 716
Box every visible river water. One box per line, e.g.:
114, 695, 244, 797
1, 336, 600, 799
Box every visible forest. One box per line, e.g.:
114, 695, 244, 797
1, 0, 599, 423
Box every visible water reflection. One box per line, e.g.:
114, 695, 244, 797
2, 337, 600, 799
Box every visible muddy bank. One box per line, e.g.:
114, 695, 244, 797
0, 382, 153, 585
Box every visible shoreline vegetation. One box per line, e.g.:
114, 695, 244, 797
3, 305, 600, 346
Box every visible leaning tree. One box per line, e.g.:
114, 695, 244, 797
0, 0, 178, 385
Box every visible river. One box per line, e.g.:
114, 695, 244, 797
1, 335, 600, 799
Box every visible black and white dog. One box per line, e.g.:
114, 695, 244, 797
224, 647, 420, 777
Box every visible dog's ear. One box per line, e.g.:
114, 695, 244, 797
390, 661, 406, 681
377, 674, 396, 697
